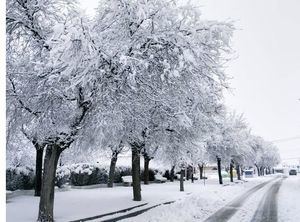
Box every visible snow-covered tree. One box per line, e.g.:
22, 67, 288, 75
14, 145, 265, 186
6, 2, 105, 220
91, 0, 234, 199
251, 136, 280, 175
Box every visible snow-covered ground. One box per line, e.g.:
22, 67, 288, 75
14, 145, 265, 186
6, 176, 272, 222
120, 176, 274, 222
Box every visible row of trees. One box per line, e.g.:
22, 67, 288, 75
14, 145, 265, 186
6, 0, 280, 221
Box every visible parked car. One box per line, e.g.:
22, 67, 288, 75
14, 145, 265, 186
274, 168, 284, 174
244, 170, 254, 178
289, 169, 297, 175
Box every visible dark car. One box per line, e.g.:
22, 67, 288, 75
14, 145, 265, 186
289, 169, 297, 175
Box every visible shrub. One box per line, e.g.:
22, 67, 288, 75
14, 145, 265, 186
6, 167, 35, 191
69, 163, 108, 186
140, 169, 158, 181
114, 166, 131, 183
163, 170, 170, 180
56, 166, 71, 188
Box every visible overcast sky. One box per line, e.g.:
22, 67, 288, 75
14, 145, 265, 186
79, 0, 300, 162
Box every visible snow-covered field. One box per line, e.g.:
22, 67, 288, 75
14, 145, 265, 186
6, 176, 273, 222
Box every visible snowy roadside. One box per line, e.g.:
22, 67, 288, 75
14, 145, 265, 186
6, 176, 273, 222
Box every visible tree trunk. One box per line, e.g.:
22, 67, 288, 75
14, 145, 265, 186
199, 164, 204, 179
255, 164, 260, 176
180, 168, 184, 191
230, 161, 234, 182
186, 166, 190, 180
170, 165, 175, 182
35, 146, 44, 196
38, 144, 62, 222
143, 156, 150, 185
217, 157, 223, 185
260, 167, 264, 176
131, 145, 141, 201
236, 164, 241, 180
107, 153, 118, 188
191, 167, 194, 183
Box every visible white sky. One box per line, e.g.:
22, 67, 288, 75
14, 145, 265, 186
79, 0, 300, 162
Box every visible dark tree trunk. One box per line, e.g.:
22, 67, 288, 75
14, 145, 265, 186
107, 152, 118, 188
170, 165, 175, 182
236, 164, 241, 180
217, 157, 223, 185
191, 167, 194, 183
38, 144, 62, 222
180, 168, 184, 191
199, 164, 204, 179
230, 160, 234, 182
131, 145, 141, 201
255, 164, 260, 176
186, 166, 191, 180
143, 156, 150, 185
35, 146, 44, 196
260, 167, 264, 176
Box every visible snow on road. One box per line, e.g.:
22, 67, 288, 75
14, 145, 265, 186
6, 177, 272, 222
204, 178, 277, 222
278, 174, 300, 222
226, 177, 280, 222
119, 177, 273, 222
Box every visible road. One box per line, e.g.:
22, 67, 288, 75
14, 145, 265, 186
204, 175, 299, 222
250, 178, 284, 222
204, 177, 277, 222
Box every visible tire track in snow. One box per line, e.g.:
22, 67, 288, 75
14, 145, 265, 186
69, 203, 148, 222
250, 178, 285, 222
203, 177, 278, 222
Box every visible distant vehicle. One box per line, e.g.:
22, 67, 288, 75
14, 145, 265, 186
244, 170, 254, 178
289, 169, 297, 175
274, 168, 284, 174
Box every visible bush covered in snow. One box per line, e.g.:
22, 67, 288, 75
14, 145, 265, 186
113, 166, 132, 183
57, 164, 158, 186
6, 167, 35, 191
140, 169, 156, 182
70, 164, 108, 186
6, 164, 162, 190
55, 165, 71, 188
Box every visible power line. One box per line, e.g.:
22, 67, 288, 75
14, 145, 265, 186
271, 136, 300, 143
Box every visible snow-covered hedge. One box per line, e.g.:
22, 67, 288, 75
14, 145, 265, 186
6, 167, 35, 191
6, 164, 162, 190
114, 166, 132, 183
140, 169, 156, 181
56, 164, 132, 186
58, 164, 157, 186
56, 165, 71, 188
70, 163, 108, 186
